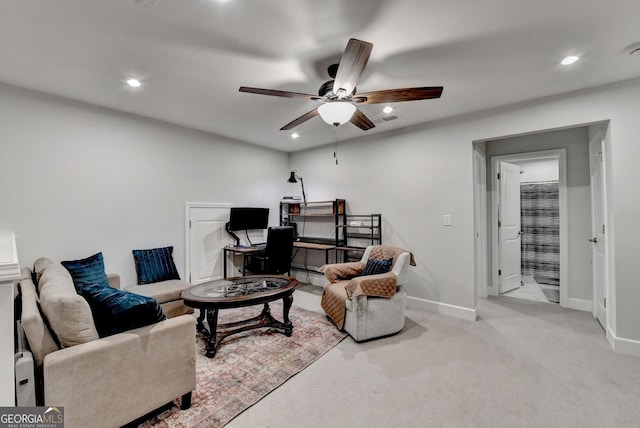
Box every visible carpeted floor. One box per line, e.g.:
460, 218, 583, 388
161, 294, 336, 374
225, 286, 640, 428
137, 302, 346, 427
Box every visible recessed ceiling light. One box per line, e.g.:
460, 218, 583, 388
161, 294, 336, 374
560, 55, 580, 66
291, 133, 299, 139
125, 78, 142, 88
382, 106, 394, 114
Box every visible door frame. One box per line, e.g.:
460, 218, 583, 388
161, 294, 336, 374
184, 202, 232, 284
489, 149, 568, 306
473, 147, 488, 305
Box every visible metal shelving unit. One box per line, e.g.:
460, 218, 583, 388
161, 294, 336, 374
335, 214, 382, 262
280, 199, 347, 273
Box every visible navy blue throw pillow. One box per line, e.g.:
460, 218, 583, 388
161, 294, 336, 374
132, 246, 180, 285
361, 258, 393, 276
61, 252, 111, 293
79, 283, 166, 337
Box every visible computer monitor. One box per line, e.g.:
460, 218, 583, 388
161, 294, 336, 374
228, 207, 269, 231
226, 207, 269, 246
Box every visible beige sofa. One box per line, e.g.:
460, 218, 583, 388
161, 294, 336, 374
18, 259, 196, 428
123, 277, 193, 319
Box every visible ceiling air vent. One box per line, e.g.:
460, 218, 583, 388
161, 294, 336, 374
381, 115, 398, 122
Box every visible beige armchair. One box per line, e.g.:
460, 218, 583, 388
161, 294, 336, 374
319, 245, 414, 341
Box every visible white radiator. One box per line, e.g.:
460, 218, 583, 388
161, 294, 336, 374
14, 321, 35, 406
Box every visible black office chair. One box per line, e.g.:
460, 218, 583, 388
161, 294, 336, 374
244, 226, 295, 275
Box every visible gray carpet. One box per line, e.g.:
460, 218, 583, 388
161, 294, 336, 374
224, 286, 640, 428
542, 287, 560, 303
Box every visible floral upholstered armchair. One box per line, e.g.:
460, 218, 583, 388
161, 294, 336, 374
319, 245, 414, 341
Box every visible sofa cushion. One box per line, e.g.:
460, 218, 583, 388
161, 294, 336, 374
132, 246, 180, 285
361, 258, 393, 276
61, 252, 111, 293
125, 279, 191, 305
37, 262, 100, 347
18, 268, 60, 366
79, 283, 166, 337
33, 257, 55, 292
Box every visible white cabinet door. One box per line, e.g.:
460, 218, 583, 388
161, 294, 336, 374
185, 204, 232, 284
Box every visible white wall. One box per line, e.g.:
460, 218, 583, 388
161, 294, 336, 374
485, 128, 592, 302
291, 77, 640, 354
0, 83, 289, 286
515, 158, 559, 183
3, 75, 640, 354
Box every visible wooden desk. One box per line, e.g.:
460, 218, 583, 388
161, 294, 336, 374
293, 241, 336, 265
223, 245, 264, 277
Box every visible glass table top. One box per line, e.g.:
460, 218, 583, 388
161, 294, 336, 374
188, 276, 293, 299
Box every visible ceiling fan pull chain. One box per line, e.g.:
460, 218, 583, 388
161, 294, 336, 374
333, 128, 338, 165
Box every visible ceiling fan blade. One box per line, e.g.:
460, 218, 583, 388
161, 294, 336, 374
350, 109, 375, 131
357, 86, 444, 104
333, 39, 373, 98
280, 109, 319, 130
239, 86, 320, 101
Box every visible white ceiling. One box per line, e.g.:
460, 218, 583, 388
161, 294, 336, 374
2, 0, 639, 152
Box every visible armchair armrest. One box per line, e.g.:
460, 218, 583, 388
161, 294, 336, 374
44, 315, 196, 427
319, 262, 365, 283
345, 272, 397, 299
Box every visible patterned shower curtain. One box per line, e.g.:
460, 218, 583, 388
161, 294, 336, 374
520, 181, 560, 281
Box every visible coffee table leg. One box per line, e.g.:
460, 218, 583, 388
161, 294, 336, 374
205, 308, 219, 358
196, 309, 205, 333
282, 293, 293, 336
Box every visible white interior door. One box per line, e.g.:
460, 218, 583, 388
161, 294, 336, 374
589, 140, 607, 330
498, 161, 522, 294
186, 204, 232, 284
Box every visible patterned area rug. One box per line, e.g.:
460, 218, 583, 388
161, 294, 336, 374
137, 303, 346, 428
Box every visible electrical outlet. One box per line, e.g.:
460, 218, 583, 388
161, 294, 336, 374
443, 215, 452, 226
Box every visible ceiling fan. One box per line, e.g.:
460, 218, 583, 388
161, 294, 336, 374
239, 38, 443, 131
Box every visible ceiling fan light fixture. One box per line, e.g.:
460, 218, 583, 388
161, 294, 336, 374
318, 102, 356, 127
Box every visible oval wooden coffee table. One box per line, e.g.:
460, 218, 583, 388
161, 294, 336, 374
181, 275, 299, 358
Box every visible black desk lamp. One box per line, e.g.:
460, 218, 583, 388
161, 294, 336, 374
287, 171, 306, 203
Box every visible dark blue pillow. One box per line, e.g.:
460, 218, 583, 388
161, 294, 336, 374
79, 283, 166, 337
61, 252, 111, 293
361, 258, 393, 276
132, 246, 180, 285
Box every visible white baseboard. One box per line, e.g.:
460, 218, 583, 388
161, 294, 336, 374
607, 328, 640, 358
565, 297, 592, 312
407, 296, 477, 322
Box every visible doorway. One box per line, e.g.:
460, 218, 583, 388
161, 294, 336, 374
491, 150, 567, 305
